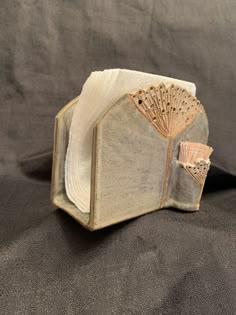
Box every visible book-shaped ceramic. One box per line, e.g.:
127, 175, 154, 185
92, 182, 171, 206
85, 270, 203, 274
51, 83, 212, 230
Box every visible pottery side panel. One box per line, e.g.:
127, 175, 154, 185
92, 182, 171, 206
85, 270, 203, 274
93, 96, 168, 227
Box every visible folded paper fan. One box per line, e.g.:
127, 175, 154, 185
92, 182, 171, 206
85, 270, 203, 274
51, 69, 213, 230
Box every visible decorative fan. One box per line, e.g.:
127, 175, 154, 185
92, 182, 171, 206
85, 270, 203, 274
129, 83, 203, 138
178, 141, 213, 184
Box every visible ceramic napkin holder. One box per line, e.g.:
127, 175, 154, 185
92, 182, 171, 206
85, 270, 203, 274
51, 83, 213, 230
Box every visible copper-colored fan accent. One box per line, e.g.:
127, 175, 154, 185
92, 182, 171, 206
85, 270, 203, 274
185, 160, 211, 184
129, 83, 203, 138
178, 141, 213, 184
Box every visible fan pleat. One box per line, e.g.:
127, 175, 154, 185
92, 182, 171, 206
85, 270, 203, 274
178, 141, 213, 184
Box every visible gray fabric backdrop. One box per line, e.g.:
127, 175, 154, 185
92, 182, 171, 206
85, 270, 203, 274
0, 1, 235, 314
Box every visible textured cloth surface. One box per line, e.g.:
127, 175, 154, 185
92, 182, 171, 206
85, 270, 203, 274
0, 172, 236, 314
0, 1, 236, 314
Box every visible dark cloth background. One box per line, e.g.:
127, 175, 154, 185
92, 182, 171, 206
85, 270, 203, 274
0, 1, 235, 314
